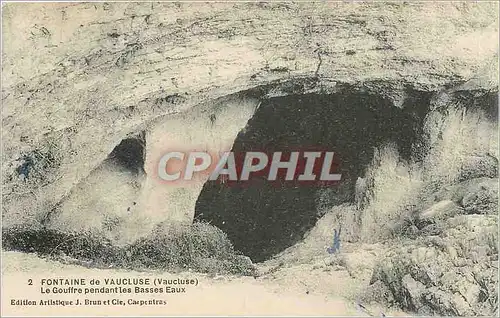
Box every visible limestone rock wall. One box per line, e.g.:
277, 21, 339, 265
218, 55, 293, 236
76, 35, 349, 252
2, 2, 498, 232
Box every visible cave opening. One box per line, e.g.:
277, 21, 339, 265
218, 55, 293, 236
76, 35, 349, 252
194, 89, 433, 262
107, 132, 146, 175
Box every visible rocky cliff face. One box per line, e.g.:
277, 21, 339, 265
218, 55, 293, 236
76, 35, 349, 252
2, 2, 498, 259
2, 2, 498, 316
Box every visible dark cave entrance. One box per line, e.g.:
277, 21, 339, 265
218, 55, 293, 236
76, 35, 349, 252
107, 132, 146, 175
194, 89, 432, 262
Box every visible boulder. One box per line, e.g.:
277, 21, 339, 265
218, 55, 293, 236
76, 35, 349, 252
461, 179, 499, 215
459, 154, 498, 181
419, 200, 462, 221
369, 215, 498, 316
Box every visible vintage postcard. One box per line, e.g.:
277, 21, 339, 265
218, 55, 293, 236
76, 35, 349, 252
1, 1, 498, 317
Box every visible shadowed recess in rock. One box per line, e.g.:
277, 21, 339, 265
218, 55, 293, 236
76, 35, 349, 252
194, 91, 432, 262
107, 132, 146, 175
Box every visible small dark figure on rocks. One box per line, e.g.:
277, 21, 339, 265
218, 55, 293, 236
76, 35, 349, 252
327, 225, 341, 254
